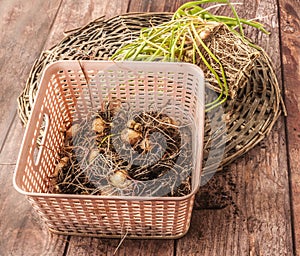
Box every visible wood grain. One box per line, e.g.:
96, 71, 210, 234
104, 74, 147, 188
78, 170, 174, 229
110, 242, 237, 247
67, 237, 174, 256
43, 0, 131, 50
279, 0, 300, 254
176, 0, 293, 255
0, 115, 23, 164
128, 0, 189, 12
0, 1, 65, 254
178, 127, 293, 255
0, 0, 296, 255
0, 165, 66, 255
0, 0, 61, 149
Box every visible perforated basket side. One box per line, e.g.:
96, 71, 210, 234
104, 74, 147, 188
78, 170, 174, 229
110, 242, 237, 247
14, 65, 69, 194
27, 195, 195, 238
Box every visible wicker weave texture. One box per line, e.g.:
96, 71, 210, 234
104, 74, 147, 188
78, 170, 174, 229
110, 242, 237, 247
17, 13, 283, 176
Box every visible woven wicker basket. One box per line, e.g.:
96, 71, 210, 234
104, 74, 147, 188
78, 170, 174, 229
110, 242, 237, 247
17, 13, 283, 176
14, 60, 205, 238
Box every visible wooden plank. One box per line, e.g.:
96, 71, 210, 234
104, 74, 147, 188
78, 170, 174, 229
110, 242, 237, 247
0, 115, 23, 164
128, 0, 189, 12
2, 0, 293, 255
64, 1, 188, 255
67, 237, 174, 256
0, 1, 68, 254
0, 0, 61, 149
0, 164, 67, 255
43, 0, 131, 50
178, 137, 293, 255
279, 0, 300, 254
176, 0, 294, 255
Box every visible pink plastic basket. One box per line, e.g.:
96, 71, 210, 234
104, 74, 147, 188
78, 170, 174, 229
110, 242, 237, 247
14, 60, 205, 238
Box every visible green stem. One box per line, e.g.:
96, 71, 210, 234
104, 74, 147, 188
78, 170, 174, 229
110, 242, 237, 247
173, 0, 230, 19
190, 23, 228, 107
187, 28, 223, 109
170, 23, 190, 61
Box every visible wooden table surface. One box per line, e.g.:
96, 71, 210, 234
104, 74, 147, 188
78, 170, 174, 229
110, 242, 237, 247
0, 0, 299, 255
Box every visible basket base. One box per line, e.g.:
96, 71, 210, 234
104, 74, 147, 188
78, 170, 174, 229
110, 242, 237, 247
48, 227, 190, 240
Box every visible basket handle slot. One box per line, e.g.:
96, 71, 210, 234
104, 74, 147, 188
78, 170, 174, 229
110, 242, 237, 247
33, 113, 50, 166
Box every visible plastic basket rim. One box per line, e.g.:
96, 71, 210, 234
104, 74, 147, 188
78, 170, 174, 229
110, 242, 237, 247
37, 59, 205, 77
